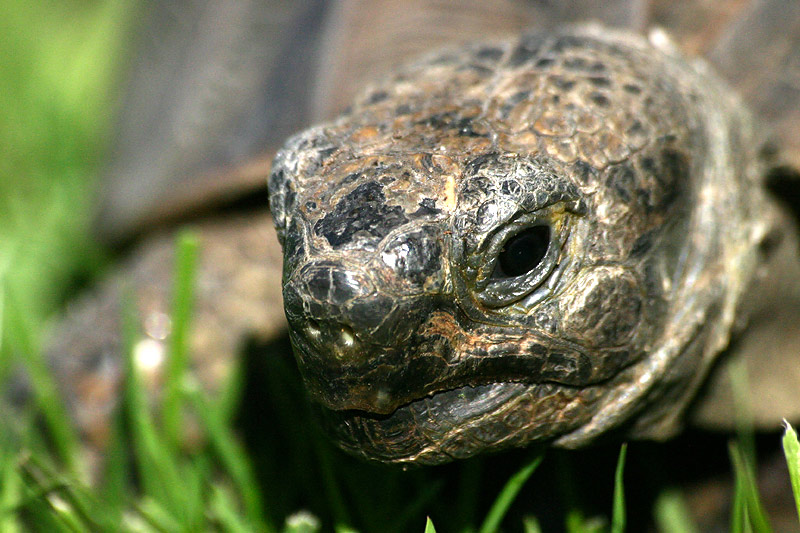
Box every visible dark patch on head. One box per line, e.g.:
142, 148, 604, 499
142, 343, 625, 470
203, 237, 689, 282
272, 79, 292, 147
552, 35, 591, 53
463, 63, 494, 76
455, 117, 485, 137
659, 149, 689, 188
465, 153, 499, 175
411, 198, 441, 218
629, 230, 655, 258
267, 168, 289, 230
498, 91, 531, 119
284, 188, 297, 216
589, 61, 606, 73
395, 103, 412, 115
475, 46, 504, 61
588, 76, 610, 88
535, 57, 554, 68
430, 52, 458, 66
508, 91, 531, 106
508, 34, 544, 67
552, 76, 576, 91
366, 90, 388, 104
563, 56, 589, 71
571, 160, 597, 185
501, 179, 522, 197
638, 148, 689, 213
417, 111, 486, 137
341, 172, 362, 187
314, 182, 409, 248
607, 163, 637, 203
623, 83, 642, 95
627, 120, 645, 137
420, 153, 435, 172
316, 146, 336, 161
590, 92, 610, 107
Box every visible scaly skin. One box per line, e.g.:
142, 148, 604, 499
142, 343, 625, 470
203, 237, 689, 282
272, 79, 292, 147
269, 26, 772, 464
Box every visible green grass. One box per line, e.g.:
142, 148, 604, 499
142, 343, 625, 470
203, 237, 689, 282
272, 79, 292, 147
2, 1, 800, 532
783, 422, 800, 525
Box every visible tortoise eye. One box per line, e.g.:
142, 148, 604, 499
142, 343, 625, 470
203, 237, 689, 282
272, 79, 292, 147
492, 225, 550, 279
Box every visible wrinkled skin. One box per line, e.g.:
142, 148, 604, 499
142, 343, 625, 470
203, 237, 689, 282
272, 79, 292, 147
268, 26, 772, 464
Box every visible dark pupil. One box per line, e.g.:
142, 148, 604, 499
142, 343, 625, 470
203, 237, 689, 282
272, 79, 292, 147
494, 225, 550, 278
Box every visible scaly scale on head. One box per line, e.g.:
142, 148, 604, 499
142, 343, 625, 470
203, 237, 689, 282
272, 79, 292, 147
268, 26, 768, 464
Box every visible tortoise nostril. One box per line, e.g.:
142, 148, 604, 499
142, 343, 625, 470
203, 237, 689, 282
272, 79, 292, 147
306, 320, 322, 338
339, 325, 357, 348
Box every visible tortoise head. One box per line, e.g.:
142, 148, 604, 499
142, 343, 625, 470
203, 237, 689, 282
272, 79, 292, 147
268, 27, 764, 464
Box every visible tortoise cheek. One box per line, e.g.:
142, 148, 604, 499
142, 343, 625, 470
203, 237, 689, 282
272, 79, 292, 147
558, 265, 643, 352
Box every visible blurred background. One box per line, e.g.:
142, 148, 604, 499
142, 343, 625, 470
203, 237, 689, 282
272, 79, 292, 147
0, 0, 134, 351
1, 1, 798, 531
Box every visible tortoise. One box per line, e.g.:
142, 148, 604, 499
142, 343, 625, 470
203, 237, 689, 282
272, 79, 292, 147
47, 0, 800, 467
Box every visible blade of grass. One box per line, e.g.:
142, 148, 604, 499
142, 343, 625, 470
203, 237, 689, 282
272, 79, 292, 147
729, 441, 772, 533
0, 446, 22, 533
99, 408, 128, 527
121, 293, 183, 518
181, 454, 211, 531
729, 360, 757, 465
134, 498, 184, 533
2, 285, 81, 477
782, 421, 800, 525
163, 230, 199, 451
610, 443, 627, 533
653, 488, 698, 533
17, 496, 82, 533
284, 511, 322, 533
185, 386, 272, 532
214, 347, 245, 424
209, 485, 253, 533
18, 455, 111, 532
522, 515, 542, 533
565, 510, 606, 533
478, 450, 544, 533
424, 516, 437, 533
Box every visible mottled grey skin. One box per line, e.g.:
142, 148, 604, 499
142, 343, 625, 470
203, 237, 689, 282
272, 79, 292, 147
268, 26, 772, 464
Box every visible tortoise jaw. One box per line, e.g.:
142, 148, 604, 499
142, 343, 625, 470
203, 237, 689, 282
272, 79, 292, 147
319, 380, 589, 464
289, 316, 605, 416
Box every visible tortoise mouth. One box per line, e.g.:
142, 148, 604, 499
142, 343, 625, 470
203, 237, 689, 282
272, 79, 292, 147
290, 324, 604, 415
319, 379, 588, 464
